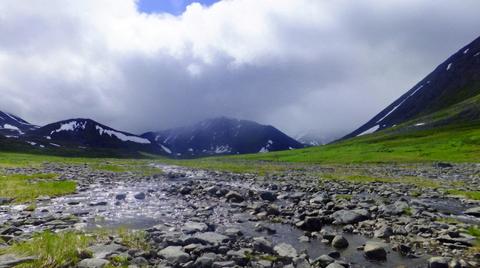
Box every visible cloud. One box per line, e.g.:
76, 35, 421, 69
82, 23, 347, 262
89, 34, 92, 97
0, 0, 479, 140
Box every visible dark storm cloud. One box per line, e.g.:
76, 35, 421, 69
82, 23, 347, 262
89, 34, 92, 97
0, 0, 479, 140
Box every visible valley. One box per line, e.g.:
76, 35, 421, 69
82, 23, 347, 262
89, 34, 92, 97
0, 153, 479, 267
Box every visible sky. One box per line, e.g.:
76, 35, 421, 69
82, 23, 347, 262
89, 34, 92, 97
0, 0, 479, 141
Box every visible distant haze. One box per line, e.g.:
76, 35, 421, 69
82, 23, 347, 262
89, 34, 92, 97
0, 0, 479, 141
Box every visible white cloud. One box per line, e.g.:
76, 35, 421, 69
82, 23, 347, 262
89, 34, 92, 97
0, 0, 479, 140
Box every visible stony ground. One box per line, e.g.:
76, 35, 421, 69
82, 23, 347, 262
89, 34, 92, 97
0, 162, 479, 267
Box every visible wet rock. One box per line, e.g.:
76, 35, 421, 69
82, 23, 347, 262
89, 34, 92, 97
212, 260, 236, 268
194, 232, 229, 245
464, 207, 480, 217
331, 235, 349, 249
226, 191, 244, 203
314, 254, 335, 267
260, 191, 277, 202
326, 263, 346, 268
428, 257, 450, 268
115, 193, 127, 200
194, 253, 217, 267
158, 246, 190, 264
180, 186, 192, 195
77, 258, 110, 268
374, 225, 393, 239
131, 257, 149, 266
332, 209, 369, 224
182, 222, 208, 234
274, 243, 297, 260
227, 248, 252, 266
364, 242, 387, 261
296, 217, 323, 231
0, 198, 12, 205
89, 201, 108, 206
88, 244, 122, 259
0, 254, 36, 268
253, 237, 273, 253
134, 192, 146, 200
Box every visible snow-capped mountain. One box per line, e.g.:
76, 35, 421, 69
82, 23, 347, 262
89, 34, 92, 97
0, 111, 38, 136
26, 119, 168, 154
142, 117, 303, 157
344, 35, 480, 139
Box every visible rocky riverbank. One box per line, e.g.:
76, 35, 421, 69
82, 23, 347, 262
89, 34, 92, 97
1, 162, 479, 267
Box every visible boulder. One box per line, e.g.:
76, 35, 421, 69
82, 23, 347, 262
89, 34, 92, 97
77, 258, 110, 268
332, 209, 369, 224
428, 257, 450, 268
364, 242, 387, 261
158, 246, 190, 264
331, 235, 349, 249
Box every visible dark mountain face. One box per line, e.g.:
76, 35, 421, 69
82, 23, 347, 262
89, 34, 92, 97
0, 111, 38, 136
142, 117, 303, 157
26, 119, 167, 154
344, 36, 480, 139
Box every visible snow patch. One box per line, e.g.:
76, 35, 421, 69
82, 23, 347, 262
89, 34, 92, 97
446, 63, 452, 71
50, 143, 61, 147
376, 84, 425, 124
464, 48, 470, 54
474, 52, 480, 57
161, 145, 172, 154
358, 125, 380, 136
51, 121, 87, 135
414, 122, 425, 126
26, 141, 36, 146
3, 124, 20, 131
259, 147, 269, 153
214, 145, 231, 154
96, 126, 151, 144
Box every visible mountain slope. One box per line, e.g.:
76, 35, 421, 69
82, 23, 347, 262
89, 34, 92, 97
26, 119, 167, 155
142, 117, 303, 157
344, 35, 480, 139
0, 111, 38, 136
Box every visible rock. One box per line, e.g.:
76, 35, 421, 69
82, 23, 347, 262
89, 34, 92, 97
260, 191, 277, 202
326, 263, 346, 268
436, 162, 453, 168
212, 260, 236, 268
88, 244, 122, 259
131, 257, 149, 266
364, 242, 387, 261
253, 237, 273, 253
158, 246, 190, 264
374, 225, 393, 239
194, 232, 230, 245
428, 257, 450, 268
314, 254, 335, 267
134, 192, 146, 200
0, 254, 37, 267
274, 243, 298, 260
331, 235, 349, 249
310, 193, 330, 204
296, 217, 323, 231
0, 198, 12, 205
332, 209, 369, 224
115, 193, 127, 200
227, 248, 252, 266
77, 258, 110, 268
225, 191, 244, 203
182, 222, 208, 234
179, 186, 192, 195
194, 253, 217, 268
464, 207, 480, 217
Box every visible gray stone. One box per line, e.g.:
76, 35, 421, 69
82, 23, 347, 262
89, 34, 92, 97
374, 225, 393, 239
134, 192, 146, 200
274, 243, 297, 259
314, 254, 335, 267
464, 207, 480, 217
0, 254, 36, 268
428, 257, 450, 268
194, 253, 217, 268
225, 191, 244, 203
212, 260, 236, 268
332, 209, 369, 224
158, 246, 190, 264
115, 193, 127, 200
326, 263, 345, 268
182, 222, 208, 234
331, 235, 349, 249
77, 258, 110, 268
88, 244, 122, 259
260, 191, 277, 202
253, 237, 273, 253
194, 232, 230, 245
364, 242, 387, 261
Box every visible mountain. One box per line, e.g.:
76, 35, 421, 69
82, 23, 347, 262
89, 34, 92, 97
0, 111, 38, 136
344, 35, 480, 139
142, 117, 303, 157
25, 119, 167, 155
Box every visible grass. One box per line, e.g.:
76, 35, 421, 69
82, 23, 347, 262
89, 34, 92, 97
0, 173, 77, 203
93, 227, 150, 251
227, 123, 480, 164
465, 226, 480, 253
335, 194, 353, 200
445, 190, 480, 200
318, 173, 441, 189
1, 231, 92, 268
